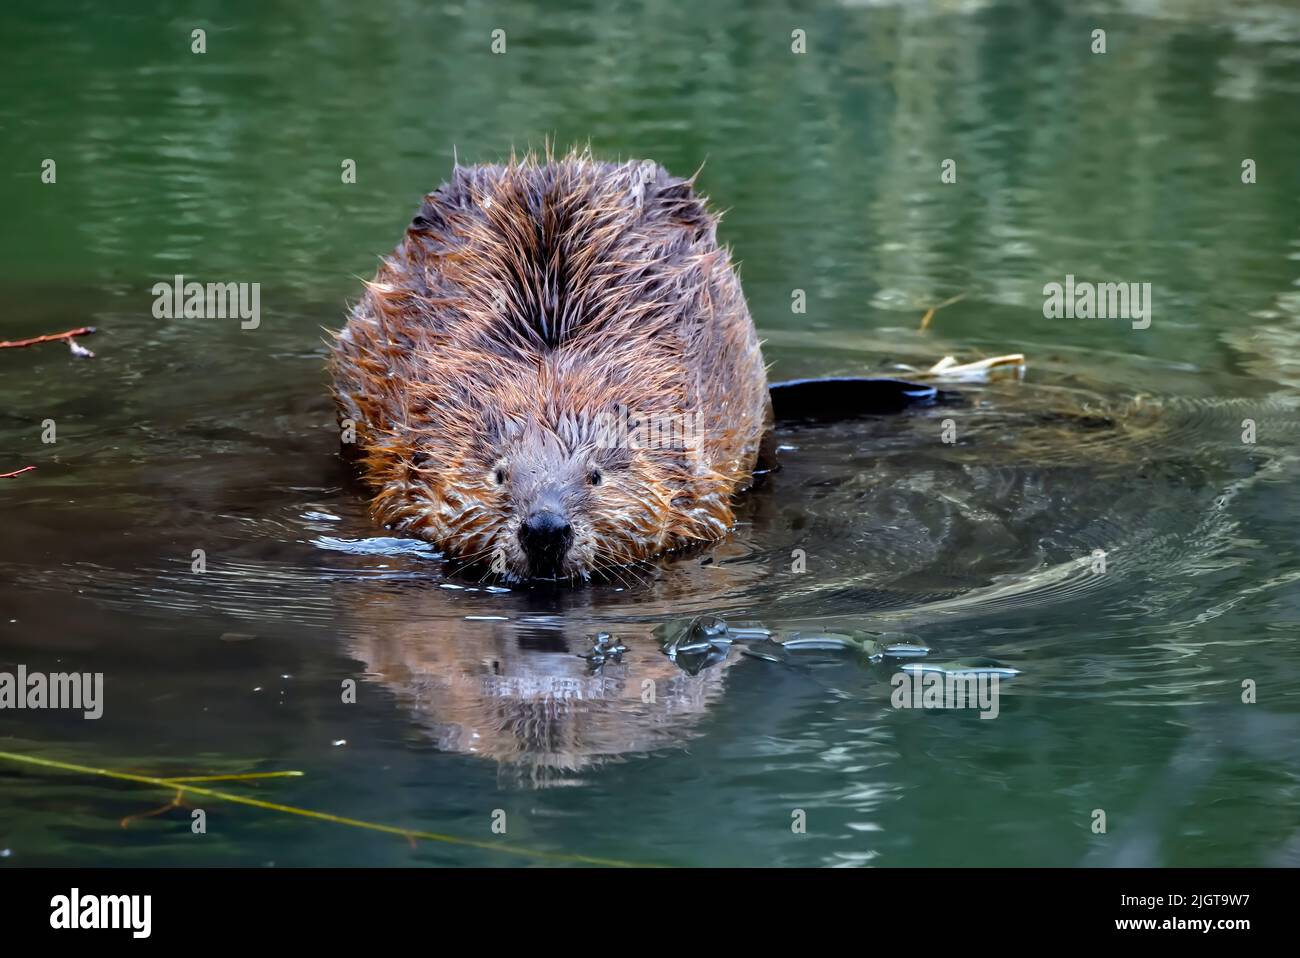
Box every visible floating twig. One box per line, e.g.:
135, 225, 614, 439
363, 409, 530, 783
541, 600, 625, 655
119, 771, 302, 828
121, 789, 187, 829
924, 353, 1026, 382
1, 466, 36, 479
0, 750, 648, 867
0, 325, 97, 357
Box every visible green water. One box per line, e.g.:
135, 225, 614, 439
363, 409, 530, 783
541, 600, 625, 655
2, 0, 1299, 866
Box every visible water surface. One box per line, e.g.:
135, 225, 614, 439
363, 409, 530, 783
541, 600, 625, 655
2, 0, 1300, 866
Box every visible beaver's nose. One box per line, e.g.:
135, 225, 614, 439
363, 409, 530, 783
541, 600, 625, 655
518, 510, 573, 576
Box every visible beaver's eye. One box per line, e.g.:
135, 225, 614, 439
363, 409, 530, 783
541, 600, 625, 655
494, 467, 506, 486
588, 467, 602, 487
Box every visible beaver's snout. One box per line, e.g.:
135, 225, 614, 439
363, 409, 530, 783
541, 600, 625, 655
518, 510, 574, 578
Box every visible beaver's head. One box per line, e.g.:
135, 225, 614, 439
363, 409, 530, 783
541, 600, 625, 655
403, 360, 708, 584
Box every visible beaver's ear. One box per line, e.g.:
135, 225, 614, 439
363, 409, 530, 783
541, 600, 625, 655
645, 175, 715, 244
409, 198, 447, 235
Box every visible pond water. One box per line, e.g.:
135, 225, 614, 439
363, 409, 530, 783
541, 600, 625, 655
2, 0, 1299, 866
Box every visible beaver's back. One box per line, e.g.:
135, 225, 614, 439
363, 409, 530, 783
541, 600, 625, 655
331, 151, 771, 571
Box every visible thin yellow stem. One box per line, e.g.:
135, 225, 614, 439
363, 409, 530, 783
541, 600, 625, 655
919, 292, 968, 332
160, 771, 304, 783
0, 750, 648, 868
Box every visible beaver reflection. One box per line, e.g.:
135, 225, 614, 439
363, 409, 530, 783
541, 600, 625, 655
346, 595, 735, 786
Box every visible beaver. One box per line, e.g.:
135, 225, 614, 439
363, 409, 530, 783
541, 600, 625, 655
331, 149, 949, 582
331, 150, 773, 582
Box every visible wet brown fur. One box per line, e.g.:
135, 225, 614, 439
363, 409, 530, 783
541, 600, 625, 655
330, 148, 771, 582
